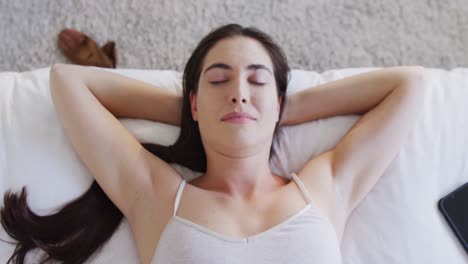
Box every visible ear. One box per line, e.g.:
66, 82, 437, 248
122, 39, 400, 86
276, 96, 283, 122
190, 91, 198, 121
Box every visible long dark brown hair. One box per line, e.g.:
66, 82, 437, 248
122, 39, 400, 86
0, 23, 290, 264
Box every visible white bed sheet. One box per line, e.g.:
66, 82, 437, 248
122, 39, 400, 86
0, 66, 467, 263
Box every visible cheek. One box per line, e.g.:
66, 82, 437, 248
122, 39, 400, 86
195, 90, 220, 117
255, 97, 280, 120
261, 91, 280, 109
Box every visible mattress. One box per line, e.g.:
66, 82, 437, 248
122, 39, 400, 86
0, 66, 467, 263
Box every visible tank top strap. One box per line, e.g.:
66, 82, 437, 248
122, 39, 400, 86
290, 172, 313, 205
173, 179, 186, 217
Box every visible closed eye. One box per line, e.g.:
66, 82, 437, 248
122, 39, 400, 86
209, 80, 227, 84
209, 80, 266, 86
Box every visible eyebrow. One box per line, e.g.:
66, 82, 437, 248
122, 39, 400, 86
203, 63, 273, 76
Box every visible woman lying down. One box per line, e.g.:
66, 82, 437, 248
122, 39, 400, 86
0, 23, 426, 264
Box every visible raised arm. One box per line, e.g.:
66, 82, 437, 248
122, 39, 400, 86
280, 66, 422, 126
60, 64, 183, 126
49, 63, 184, 221
287, 66, 426, 238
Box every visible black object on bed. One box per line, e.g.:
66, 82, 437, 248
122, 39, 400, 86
438, 181, 468, 255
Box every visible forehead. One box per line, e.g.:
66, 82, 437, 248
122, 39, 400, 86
202, 36, 273, 72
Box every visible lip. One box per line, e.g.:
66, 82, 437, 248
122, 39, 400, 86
221, 111, 256, 122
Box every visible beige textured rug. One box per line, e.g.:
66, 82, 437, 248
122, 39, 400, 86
1, 0, 467, 72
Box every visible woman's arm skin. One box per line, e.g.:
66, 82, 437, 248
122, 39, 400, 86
53, 64, 183, 126
286, 66, 426, 227
49, 63, 184, 221
280, 66, 424, 126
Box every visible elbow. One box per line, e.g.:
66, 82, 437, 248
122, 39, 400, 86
50, 64, 69, 83
50, 63, 71, 78
408, 65, 425, 78
401, 65, 426, 81
52, 63, 91, 81
50, 64, 87, 88
398, 65, 427, 90
396, 66, 428, 105
50, 63, 86, 77
51, 63, 66, 71
50, 64, 68, 92
49, 64, 86, 97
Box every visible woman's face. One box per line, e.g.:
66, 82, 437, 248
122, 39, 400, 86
190, 36, 282, 156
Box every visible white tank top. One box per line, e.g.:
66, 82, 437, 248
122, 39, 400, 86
151, 172, 342, 263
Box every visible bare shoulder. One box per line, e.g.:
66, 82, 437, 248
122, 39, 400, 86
296, 150, 348, 241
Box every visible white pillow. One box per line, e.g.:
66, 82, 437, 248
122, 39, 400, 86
1, 66, 467, 263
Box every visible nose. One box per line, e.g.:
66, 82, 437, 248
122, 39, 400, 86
231, 97, 247, 104
230, 78, 248, 104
